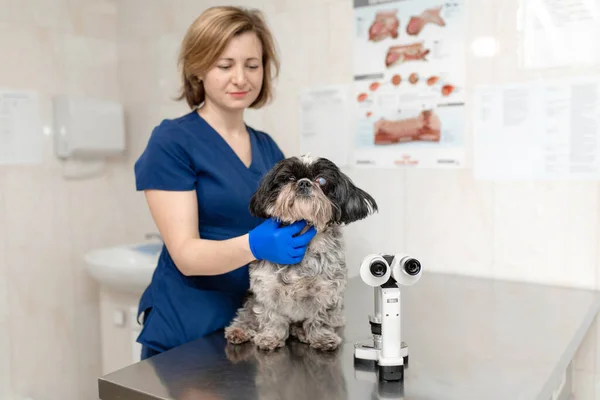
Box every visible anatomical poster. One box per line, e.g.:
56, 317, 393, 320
352, 0, 467, 168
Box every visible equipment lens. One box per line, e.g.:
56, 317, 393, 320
404, 259, 421, 276
370, 261, 387, 277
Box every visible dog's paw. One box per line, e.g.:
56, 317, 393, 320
254, 333, 286, 351
225, 326, 253, 344
309, 333, 342, 351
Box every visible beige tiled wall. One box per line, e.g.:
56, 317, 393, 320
113, 0, 600, 397
0, 0, 153, 398
2, 0, 600, 398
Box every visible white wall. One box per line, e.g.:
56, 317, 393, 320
120, 0, 600, 290
115, 0, 600, 398
0, 1, 156, 399
1, 0, 599, 398
113, 0, 600, 396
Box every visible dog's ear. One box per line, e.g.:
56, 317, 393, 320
332, 175, 378, 224
249, 161, 285, 218
249, 188, 269, 218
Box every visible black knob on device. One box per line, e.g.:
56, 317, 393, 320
404, 259, 421, 276
370, 261, 387, 277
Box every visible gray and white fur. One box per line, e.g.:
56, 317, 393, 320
225, 154, 378, 351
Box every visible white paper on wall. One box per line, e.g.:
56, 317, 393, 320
0, 89, 43, 165
351, 0, 467, 169
519, 0, 600, 69
473, 75, 600, 180
299, 84, 352, 167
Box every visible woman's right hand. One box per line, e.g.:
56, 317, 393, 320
248, 218, 317, 265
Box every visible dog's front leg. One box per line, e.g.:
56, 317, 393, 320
225, 296, 259, 345
254, 310, 290, 351
303, 312, 343, 351
291, 303, 344, 345
326, 299, 346, 329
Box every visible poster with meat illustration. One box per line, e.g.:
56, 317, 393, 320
353, 0, 466, 168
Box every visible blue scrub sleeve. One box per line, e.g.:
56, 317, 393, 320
135, 124, 197, 191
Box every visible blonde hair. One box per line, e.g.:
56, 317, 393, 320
176, 6, 280, 109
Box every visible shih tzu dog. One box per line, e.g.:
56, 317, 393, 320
225, 154, 378, 351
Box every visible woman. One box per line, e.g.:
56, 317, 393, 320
134, 6, 317, 360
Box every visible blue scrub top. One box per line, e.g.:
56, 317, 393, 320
133, 110, 285, 353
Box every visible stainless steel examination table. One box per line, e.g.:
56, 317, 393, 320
98, 272, 600, 400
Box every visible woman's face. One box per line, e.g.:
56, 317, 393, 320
201, 31, 264, 112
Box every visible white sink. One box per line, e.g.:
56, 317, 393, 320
84, 242, 162, 294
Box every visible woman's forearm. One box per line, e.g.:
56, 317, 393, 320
172, 234, 256, 276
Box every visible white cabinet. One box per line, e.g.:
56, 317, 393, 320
99, 288, 143, 375
131, 307, 142, 364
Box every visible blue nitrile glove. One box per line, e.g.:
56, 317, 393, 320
248, 218, 317, 265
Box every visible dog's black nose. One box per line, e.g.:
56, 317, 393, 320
297, 179, 312, 189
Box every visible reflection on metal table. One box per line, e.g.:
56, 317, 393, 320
98, 272, 600, 399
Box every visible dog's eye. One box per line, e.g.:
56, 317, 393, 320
288, 176, 296, 182
316, 177, 326, 186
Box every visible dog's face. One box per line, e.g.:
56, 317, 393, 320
249, 154, 378, 230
